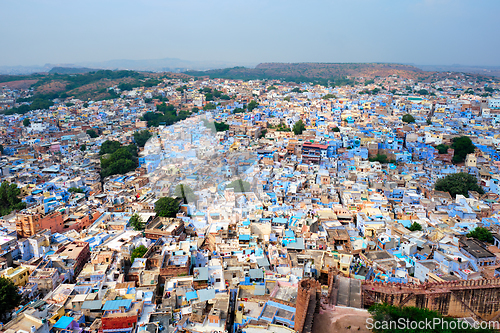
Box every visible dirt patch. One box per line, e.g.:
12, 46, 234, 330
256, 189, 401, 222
312, 301, 372, 333
36, 81, 68, 94
1, 79, 38, 90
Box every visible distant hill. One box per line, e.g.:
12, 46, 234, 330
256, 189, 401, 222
49, 67, 99, 74
415, 64, 500, 78
185, 62, 426, 83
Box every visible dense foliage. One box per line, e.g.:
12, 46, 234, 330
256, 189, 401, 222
129, 213, 145, 231
4, 94, 55, 115
0, 277, 21, 320
68, 187, 84, 193
322, 94, 336, 99
131, 245, 148, 262
0, 182, 26, 217
99, 141, 138, 178
133, 130, 153, 147
293, 119, 306, 135
402, 114, 416, 123
467, 227, 494, 243
86, 129, 98, 138
451, 136, 475, 163
214, 122, 230, 132
369, 154, 395, 164
247, 100, 259, 111
409, 222, 422, 231
23, 118, 30, 127
368, 303, 494, 333
174, 184, 197, 204
434, 172, 483, 198
436, 144, 449, 154
154, 197, 180, 218
203, 103, 216, 111
269, 123, 291, 132
227, 179, 251, 193
141, 102, 191, 127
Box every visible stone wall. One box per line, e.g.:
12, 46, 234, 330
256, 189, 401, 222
294, 279, 320, 333
362, 279, 500, 321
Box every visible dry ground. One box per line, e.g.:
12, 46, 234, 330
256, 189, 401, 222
312, 300, 372, 333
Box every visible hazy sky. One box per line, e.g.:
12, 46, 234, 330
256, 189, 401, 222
1, 0, 499, 67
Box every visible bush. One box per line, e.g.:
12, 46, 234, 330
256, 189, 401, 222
293, 119, 306, 135
129, 213, 145, 231
467, 227, 493, 243
402, 114, 415, 123
409, 222, 422, 231
86, 129, 98, 138
99, 141, 138, 178
369, 154, 395, 164
155, 197, 180, 217
435, 172, 483, 198
133, 130, 153, 147
174, 184, 197, 204
68, 187, 84, 193
451, 136, 475, 164
0, 277, 21, 320
435, 144, 449, 154
227, 179, 251, 193
369, 303, 495, 333
131, 245, 148, 262
0, 182, 26, 217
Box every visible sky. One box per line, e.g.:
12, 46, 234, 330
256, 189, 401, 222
1, 0, 499, 67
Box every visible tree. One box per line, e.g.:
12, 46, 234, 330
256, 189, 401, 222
131, 245, 148, 262
86, 129, 98, 138
283, 96, 291, 102
435, 172, 484, 198
133, 130, 153, 147
214, 122, 229, 132
332, 127, 340, 132
0, 144, 4, 154
99, 140, 122, 155
203, 103, 216, 111
435, 144, 449, 154
99, 142, 138, 178
155, 197, 180, 217
468, 227, 493, 243
402, 114, 415, 123
23, 118, 30, 127
409, 222, 422, 231
293, 119, 306, 135
68, 187, 84, 193
369, 303, 494, 333
0, 277, 21, 320
322, 94, 336, 100
80, 144, 86, 152
369, 154, 395, 164
0, 182, 26, 217
451, 136, 475, 163
129, 213, 145, 231
174, 184, 197, 204
227, 179, 251, 193
247, 100, 259, 111
83, 102, 89, 108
